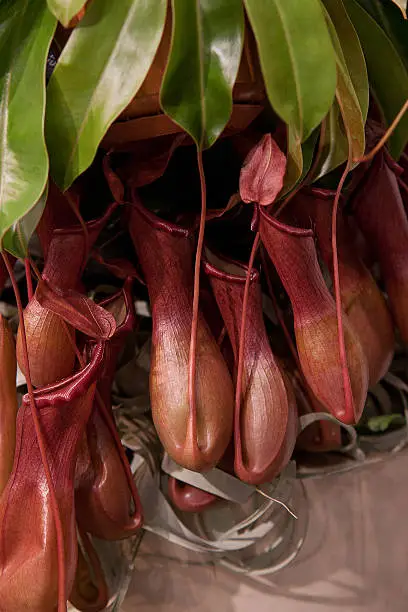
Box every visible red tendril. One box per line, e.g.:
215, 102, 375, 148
24, 258, 33, 301
187, 149, 207, 455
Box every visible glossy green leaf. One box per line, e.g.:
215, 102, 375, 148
0, 0, 56, 246
160, 0, 244, 150
46, 0, 167, 191
314, 5, 365, 177
355, 0, 408, 70
344, 0, 408, 158
244, 0, 336, 143
321, 0, 369, 120
3, 185, 48, 258
282, 128, 319, 195
47, 0, 86, 27
0, 1, 31, 78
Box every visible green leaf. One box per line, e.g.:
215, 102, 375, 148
160, 0, 244, 150
366, 413, 405, 433
317, 5, 365, 175
321, 0, 369, 121
46, 0, 167, 191
313, 102, 349, 181
282, 127, 319, 195
344, 0, 408, 158
46, 0, 86, 27
312, 2, 365, 180
354, 0, 408, 71
0, 1, 31, 78
0, 0, 56, 246
3, 184, 48, 258
244, 0, 336, 143
336, 68, 365, 161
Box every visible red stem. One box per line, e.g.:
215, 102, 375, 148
234, 230, 260, 466
331, 155, 354, 420
2, 251, 67, 612
356, 99, 408, 163
28, 256, 42, 282
25, 258, 33, 301
187, 150, 207, 453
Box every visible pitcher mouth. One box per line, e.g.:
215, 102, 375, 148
203, 248, 259, 285
259, 206, 314, 238
53, 201, 119, 237
130, 190, 192, 238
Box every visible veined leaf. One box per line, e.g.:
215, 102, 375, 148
46, 0, 86, 27
282, 127, 319, 195
46, 0, 167, 191
355, 0, 408, 71
160, 0, 244, 150
3, 184, 48, 258
0, 0, 56, 246
314, 3, 365, 179
344, 0, 408, 158
321, 0, 369, 120
244, 0, 336, 143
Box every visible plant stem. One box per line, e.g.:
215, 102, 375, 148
331, 148, 354, 420
24, 258, 33, 300
357, 99, 408, 163
188, 149, 207, 454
